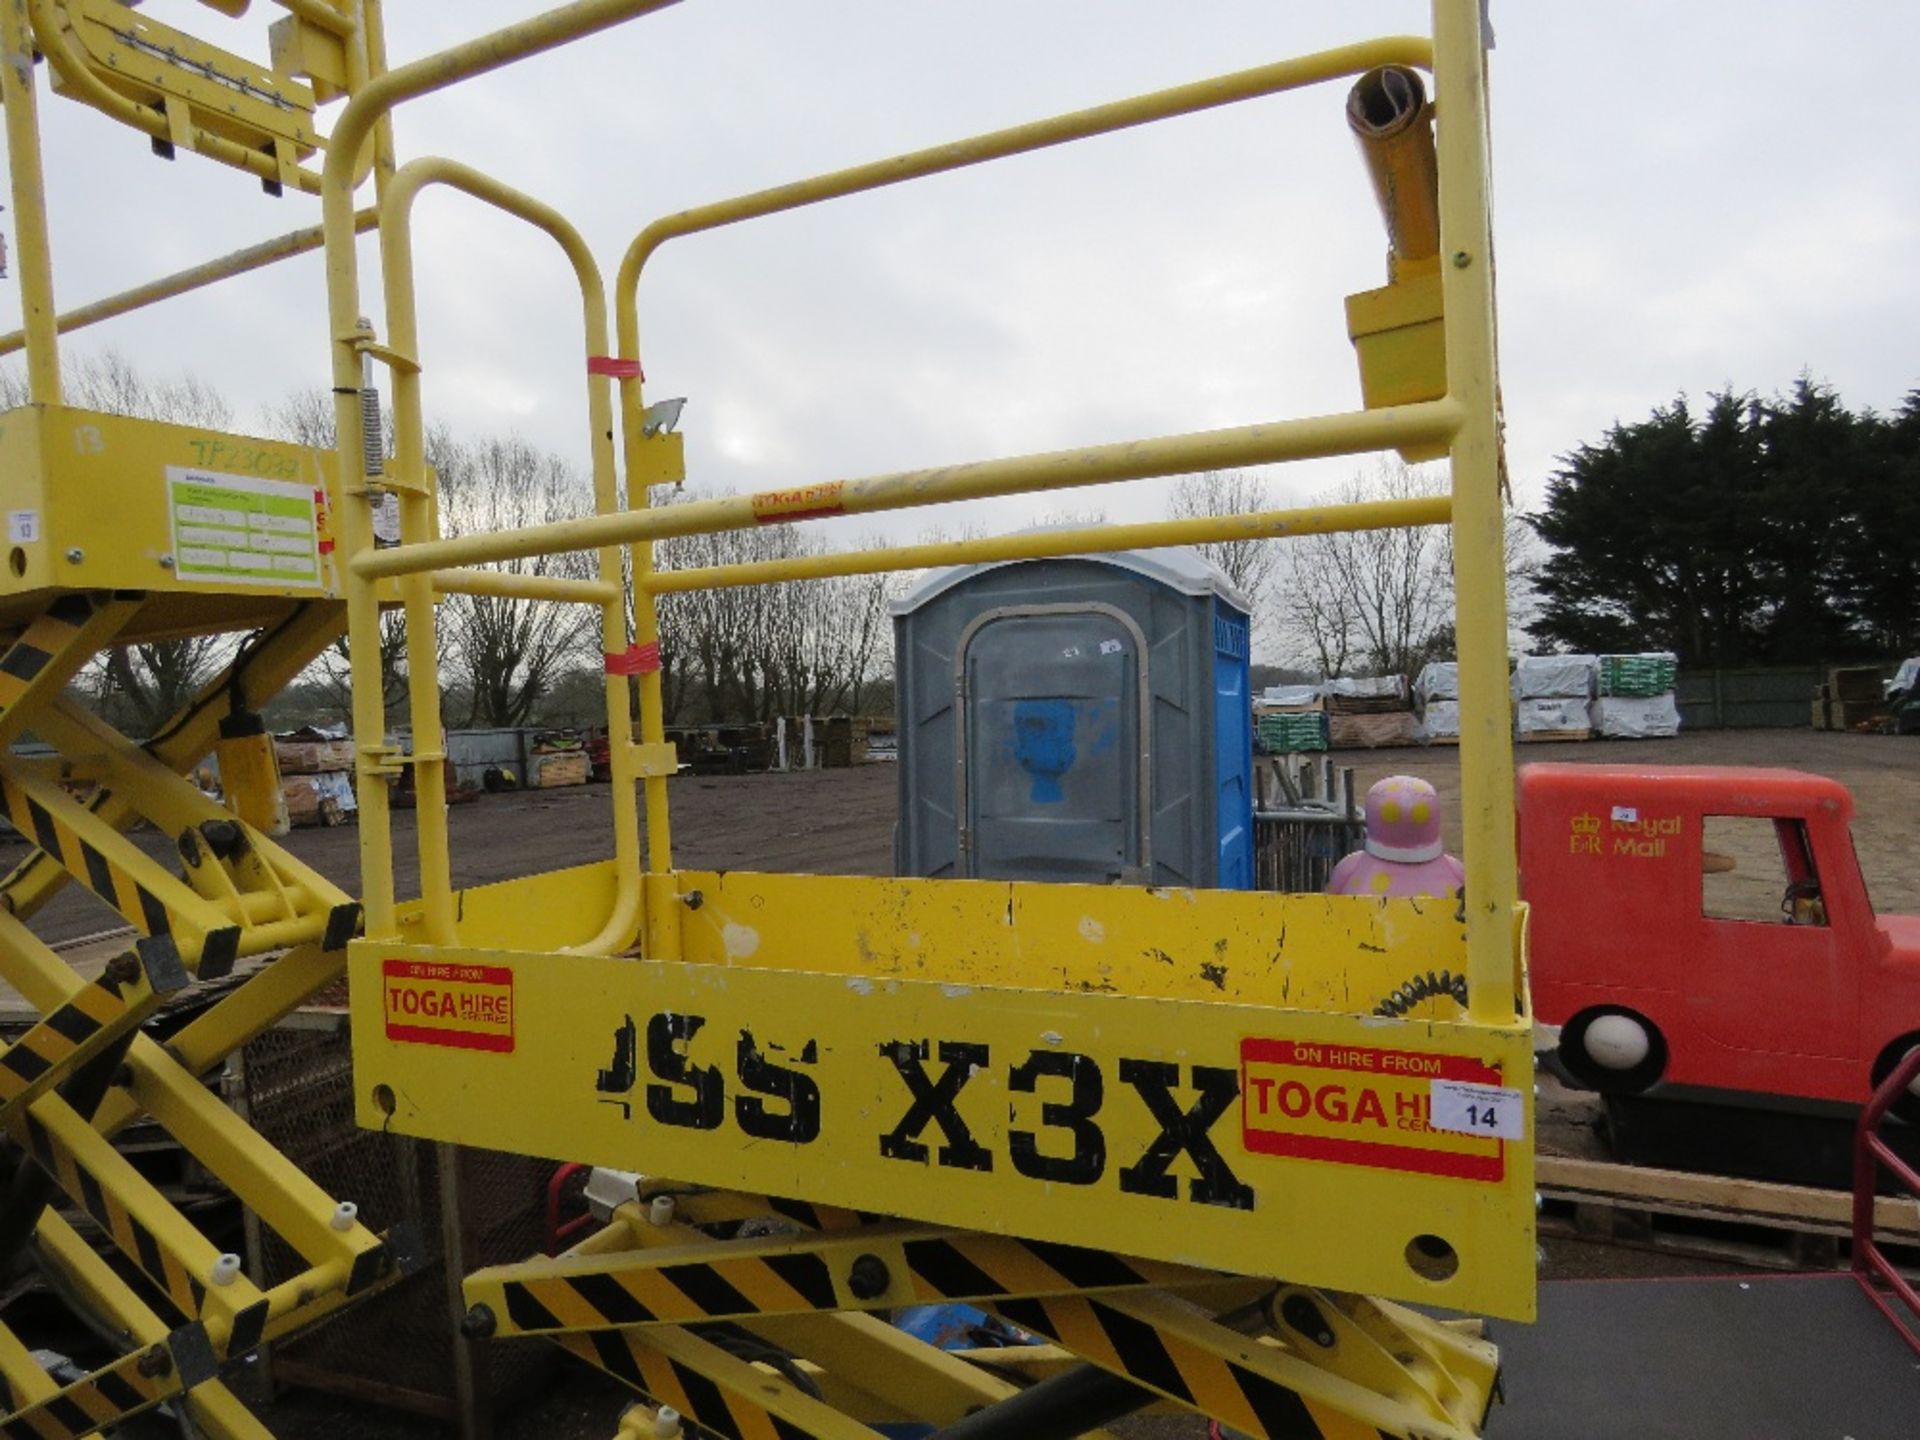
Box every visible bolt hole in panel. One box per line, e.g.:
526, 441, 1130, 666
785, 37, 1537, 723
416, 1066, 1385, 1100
349, 862, 1536, 1319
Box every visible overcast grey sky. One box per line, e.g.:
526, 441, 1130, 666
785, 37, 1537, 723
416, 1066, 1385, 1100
6, 2, 1917, 542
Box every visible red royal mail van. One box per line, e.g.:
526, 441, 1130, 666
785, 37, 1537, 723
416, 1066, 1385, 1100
1520, 764, 1920, 1121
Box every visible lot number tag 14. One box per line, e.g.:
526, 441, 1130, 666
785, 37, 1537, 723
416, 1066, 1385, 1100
1428, 1079, 1526, 1140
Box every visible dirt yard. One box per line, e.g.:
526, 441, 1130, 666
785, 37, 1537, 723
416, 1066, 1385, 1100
23, 726, 1920, 947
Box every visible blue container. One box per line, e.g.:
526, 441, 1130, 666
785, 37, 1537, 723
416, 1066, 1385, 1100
892, 548, 1253, 890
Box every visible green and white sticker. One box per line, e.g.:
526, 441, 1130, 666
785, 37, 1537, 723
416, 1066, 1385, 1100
167, 466, 321, 588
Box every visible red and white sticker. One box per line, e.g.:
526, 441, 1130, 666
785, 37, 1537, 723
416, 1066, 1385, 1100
1240, 1038, 1511, 1182
750, 481, 845, 524
382, 959, 515, 1053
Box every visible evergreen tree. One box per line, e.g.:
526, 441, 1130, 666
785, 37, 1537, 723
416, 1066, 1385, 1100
1530, 379, 1919, 666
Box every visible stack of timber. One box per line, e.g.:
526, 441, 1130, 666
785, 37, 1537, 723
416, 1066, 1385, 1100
1323, 675, 1418, 748
1537, 1153, 1920, 1272
1812, 665, 1890, 732
275, 725, 357, 827
529, 729, 591, 787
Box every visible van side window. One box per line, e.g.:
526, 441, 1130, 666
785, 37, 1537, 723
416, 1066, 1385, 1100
1701, 815, 1826, 926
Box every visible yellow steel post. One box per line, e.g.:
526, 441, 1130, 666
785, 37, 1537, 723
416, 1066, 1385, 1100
1, 0, 62, 402
1431, 0, 1516, 1023
616, 363, 678, 959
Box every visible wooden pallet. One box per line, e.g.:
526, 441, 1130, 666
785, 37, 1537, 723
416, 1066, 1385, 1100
1537, 1153, 1920, 1271
1517, 728, 1592, 743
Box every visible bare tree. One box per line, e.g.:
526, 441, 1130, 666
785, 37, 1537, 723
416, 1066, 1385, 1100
651, 494, 901, 724
0, 350, 233, 428
258, 388, 408, 722
436, 434, 598, 728
1168, 470, 1282, 613
1281, 462, 1537, 678
1, 352, 237, 733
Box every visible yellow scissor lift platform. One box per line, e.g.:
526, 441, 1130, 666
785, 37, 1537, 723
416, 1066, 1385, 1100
0, 3, 1528, 1437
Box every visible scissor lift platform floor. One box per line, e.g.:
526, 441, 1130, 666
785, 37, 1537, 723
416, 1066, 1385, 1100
1488, 1272, 1919, 1440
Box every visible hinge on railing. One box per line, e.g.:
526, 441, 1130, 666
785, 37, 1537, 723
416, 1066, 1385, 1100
357, 742, 406, 779
343, 333, 421, 375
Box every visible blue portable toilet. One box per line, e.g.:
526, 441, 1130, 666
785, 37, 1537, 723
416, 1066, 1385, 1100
891, 546, 1253, 889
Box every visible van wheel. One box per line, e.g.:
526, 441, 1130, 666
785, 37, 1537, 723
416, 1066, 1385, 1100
1558, 1007, 1666, 1095
1870, 1035, 1920, 1127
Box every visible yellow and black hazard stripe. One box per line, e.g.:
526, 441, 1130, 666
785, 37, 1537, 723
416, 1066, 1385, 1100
493, 1229, 1190, 1336
0, 937, 188, 1124
0, 595, 102, 717
17, 1109, 209, 1319
988, 1294, 1385, 1440
0, 1322, 215, 1440
498, 1246, 841, 1334
899, 1233, 1191, 1306
0, 778, 239, 978
553, 1329, 832, 1440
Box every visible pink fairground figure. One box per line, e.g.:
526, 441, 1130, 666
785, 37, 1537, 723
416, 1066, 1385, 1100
1327, 774, 1465, 899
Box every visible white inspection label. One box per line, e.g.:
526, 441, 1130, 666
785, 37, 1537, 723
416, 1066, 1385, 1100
1428, 1078, 1526, 1141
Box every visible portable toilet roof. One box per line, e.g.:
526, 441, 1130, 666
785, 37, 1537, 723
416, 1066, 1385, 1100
890, 540, 1251, 618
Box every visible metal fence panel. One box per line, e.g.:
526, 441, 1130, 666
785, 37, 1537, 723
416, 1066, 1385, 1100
1676, 668, 1819, 730
443, 728, 529, 789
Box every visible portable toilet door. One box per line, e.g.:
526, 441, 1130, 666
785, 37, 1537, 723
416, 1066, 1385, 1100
956, 603, 1148, 883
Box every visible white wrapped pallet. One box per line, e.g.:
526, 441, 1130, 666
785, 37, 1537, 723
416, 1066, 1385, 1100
1414, 662, 1459, 701
1512, 654, 1598, 700
1323, 675, 1408, 701
1258, 684, 1322, 709
1590, 694, 1681, 738
1516, 696, 1592, 738
1419, 699, 1461, 743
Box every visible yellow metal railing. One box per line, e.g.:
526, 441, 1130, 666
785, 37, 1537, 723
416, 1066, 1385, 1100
371, 154, 639, 950
640, 495, 1454, 596
317, 0, 1514, 1019
319, 0, 681, 939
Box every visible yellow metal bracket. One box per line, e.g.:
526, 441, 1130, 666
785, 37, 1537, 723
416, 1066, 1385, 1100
628, 741, 680, 780
356, 742, 406, 780
627, 429, 685, 489
353, 336, 421, 375
38, 0, 323, 191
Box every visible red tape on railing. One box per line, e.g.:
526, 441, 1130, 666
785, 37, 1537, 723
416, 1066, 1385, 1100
605, 641, 661, 676
586, 355, 644, 380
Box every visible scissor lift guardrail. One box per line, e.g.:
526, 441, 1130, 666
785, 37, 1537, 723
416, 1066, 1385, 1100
0, 2, 1528, 1436
318, 4, 1526, 1438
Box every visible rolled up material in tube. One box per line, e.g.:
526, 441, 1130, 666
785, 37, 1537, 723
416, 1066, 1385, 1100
1347, 64, 1441, 266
